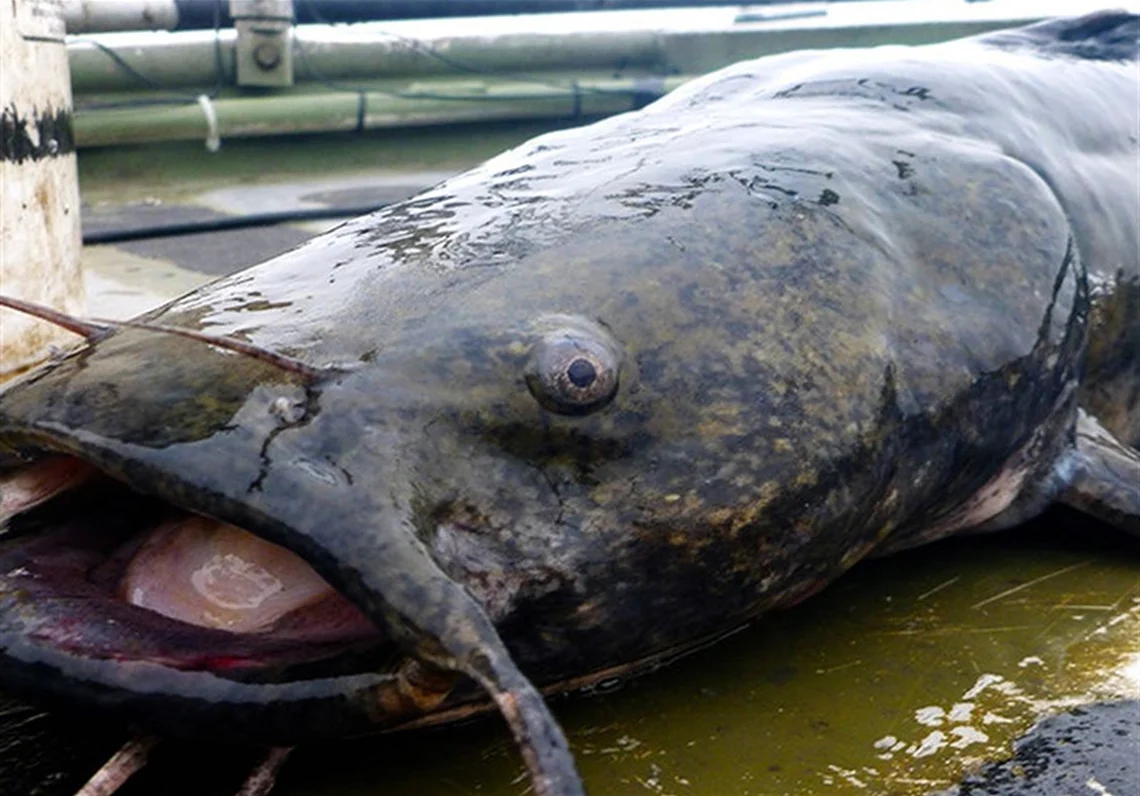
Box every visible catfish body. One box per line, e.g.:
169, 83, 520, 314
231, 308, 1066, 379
0, 12, 1137, 796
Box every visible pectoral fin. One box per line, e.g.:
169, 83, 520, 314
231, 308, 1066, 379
1061, 411, 1140, 536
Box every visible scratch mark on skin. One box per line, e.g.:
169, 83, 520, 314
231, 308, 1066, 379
537, 467, 567, 529
917, 575, 960, 601
971, 561, 1091, 609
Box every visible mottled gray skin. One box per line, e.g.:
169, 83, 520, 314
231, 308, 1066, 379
0, 11, 1136, 785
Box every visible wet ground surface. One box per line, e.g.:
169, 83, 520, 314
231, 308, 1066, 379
2, 123, 1137, 796
936, 700, 1139, 796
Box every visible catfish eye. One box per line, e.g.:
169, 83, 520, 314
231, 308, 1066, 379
526, 328, 621, 416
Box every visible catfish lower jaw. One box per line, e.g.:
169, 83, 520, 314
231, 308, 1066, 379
0, 457, 390, 679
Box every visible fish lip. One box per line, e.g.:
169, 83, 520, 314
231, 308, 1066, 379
0, 448, 468, 744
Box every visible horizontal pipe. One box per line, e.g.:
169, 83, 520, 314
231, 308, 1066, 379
63, 1, 180, 33
181, 0, 811, 29
66, 1, 1098, 149
69, 26, 666, 94
67, 0, 1087, 95
83, 203, 389, 244
73, 76, 691, 147
63, 1, 814, 33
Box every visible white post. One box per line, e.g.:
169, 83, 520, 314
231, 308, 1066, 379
0, 0, 85, 377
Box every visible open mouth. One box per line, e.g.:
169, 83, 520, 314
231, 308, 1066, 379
0, 456, 392, 681
0, 451, 589, 796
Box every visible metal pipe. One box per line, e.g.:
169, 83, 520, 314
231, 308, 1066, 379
63, 1, 180, 33
68, 26, 665, 94
73, 75, 690, 147
82, 203, 392, 244
67, 0, 1085, 96
64, 1, 1094, 149
63, 1, 815, 33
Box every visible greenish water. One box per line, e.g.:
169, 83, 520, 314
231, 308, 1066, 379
258, 514, 1136, 796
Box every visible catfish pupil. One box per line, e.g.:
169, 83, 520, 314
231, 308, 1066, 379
566, 358, 597, 388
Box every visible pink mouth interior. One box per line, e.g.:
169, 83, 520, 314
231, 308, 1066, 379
0, 456, 385, 674
121, 515, 360, 635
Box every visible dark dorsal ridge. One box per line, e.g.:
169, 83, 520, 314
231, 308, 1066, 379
0, 294, 324, 381
985, 10, 1140, 62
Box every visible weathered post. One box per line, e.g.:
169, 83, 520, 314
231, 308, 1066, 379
0, 0, 84, 376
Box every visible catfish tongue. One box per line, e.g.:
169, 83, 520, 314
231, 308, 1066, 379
121, 515, 349, 634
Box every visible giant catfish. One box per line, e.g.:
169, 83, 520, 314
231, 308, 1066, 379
0, 11, 1137, 796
